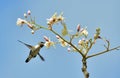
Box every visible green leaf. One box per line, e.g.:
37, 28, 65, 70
61, 22, 68, 36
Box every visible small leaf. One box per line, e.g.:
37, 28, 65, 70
62, 28, 68, 36
61, 22, 68, 36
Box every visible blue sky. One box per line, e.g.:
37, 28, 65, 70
0, 0, 120, 78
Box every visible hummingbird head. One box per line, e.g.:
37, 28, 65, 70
38, 42, 45, 48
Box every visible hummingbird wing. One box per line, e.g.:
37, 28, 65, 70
18, 40, 33, 49
38, 53, 45, 61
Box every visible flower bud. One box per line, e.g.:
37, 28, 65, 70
67, 47, 71, 52
44, 36, 49, 42
56, 35, 60, 39
24, 13, 27, 18
31, 30, 34, 34
77, 24, 80, 32
98, 36, 101, 39
27, 10, 31, 15
96, 27, 100, 33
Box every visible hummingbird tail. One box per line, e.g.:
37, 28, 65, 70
25, 57, 31, 63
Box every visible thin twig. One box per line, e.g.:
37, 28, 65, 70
85, 40, 94, 56
86, 46, 120, 59
70, 35, 74, 43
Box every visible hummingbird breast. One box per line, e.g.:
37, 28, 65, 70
30, 45, 40, 57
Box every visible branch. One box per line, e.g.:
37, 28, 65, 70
86, 46, 120, 59
35, 24, 84, 57
85, 39, 94, 56
82, 58, 89, 78
70, 35, 74, 43
51, 29, 84, 57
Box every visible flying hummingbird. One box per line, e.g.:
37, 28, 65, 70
18, 40, 45, 63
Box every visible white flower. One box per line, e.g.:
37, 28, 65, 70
16, 18, 33, 29
47, 12, 64, 29
57, 14, 64, 21
78, 38, 87, 46
80, 27, 88, 37
44, 41, 54, 48
78, 40, 83, 45
47, 13, 57, 26
60, 40, 68, 47
16, 18, 27, 26
44, 36, 55, 48
17, 18, 39, 34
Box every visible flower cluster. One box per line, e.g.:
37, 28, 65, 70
16, 10, 40, 34
67, 38, 90, 53
47, 12, 64, 30
78, 40, 87, 54
94, 28, 101, 40
74, 24, 89, 38
16, 18, 28, 26
65, 24, 89, 53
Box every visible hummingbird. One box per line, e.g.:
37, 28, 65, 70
18, 40, 45, 63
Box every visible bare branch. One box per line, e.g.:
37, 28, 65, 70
86, 46, 120, 59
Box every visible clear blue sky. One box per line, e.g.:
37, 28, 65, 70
0, 0, 120, 78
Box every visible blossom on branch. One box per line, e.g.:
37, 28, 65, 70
78, 39, 84, 45
75, 25, 89, 38
67, 47, 71, 52
16, 18, 28, 26
27, 10, 31, 15
56, 35, 68, 47
16, 18, 40, 34
47, 12, 64, 29
80, 27, 88, 37
24, 13, 27, 18
44, 36, 55, 48
77, 24, 81, 32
